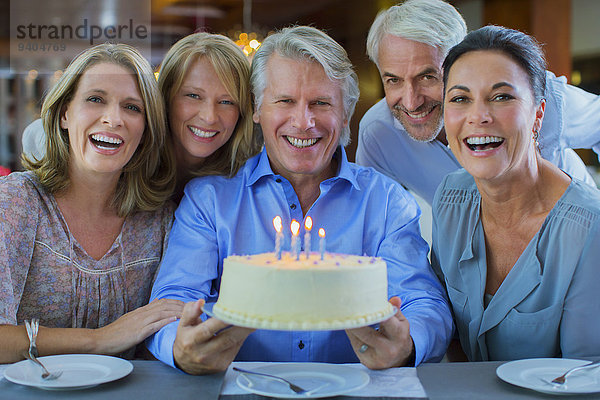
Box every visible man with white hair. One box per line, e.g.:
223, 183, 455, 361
147, 25, 452, 374
357, 0, 600, 205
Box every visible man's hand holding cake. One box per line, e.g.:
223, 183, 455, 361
346, 297, 416, 369
146, 25, 453, 374
172, 299, 255, 375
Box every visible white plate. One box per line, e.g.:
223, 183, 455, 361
496, 358, 600, 395
202, 302, 397, 331
3, 354, 133, 390
235, 363, 369, 398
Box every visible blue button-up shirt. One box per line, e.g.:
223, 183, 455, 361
147, 147, 452, 368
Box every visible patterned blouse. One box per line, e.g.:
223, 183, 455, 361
0, 172, 174, 354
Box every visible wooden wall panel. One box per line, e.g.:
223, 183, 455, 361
483, 0, 572, 81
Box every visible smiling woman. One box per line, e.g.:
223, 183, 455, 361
0, 43, 184, 364
431, 26, 600, 362
157, 32, 263, 202
443, 49, 544, 181
60, 62, 147, 186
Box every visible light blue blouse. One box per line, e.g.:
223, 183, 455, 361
431, 169, 600, 361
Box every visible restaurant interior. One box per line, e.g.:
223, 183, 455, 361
0, 0, 598, 176
1, 1, 600, 397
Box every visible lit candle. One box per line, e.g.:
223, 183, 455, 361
291, 220, 300, 260
318, 228, 326, 260
304, 216, 312, 259
273, 216, 283, 260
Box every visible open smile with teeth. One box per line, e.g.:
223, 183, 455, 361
396, 104, 437, 120
90, 134, 123, 149
405, 108, 434, 119
465, 136, 505, 152
286, 136, 319, 148
189, 126, 218, 138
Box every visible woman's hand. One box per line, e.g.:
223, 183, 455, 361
345, 296, 415, 369
93, 298, 184, 355
173, 300, 255, 375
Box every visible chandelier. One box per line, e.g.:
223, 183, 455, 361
232, 0, 262, 59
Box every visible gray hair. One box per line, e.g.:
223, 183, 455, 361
366, 0, 467, 68
251, 25, 359, 147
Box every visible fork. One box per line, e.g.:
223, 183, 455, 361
24, 319, 62, 380
233, 366, 308, 394
551, 361, 600, 385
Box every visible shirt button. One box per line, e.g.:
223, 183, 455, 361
290, 204, 297, 210
275, 178, 282, 183
298, 340, 305, 350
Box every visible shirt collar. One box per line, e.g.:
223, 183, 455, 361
335, 147, 360, 190
247, 146, 360, 190
247, 148, 275, 186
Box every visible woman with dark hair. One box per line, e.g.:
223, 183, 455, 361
432, 25, 600, 361
0, 43, 183, 363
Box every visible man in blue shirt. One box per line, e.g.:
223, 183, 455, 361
147, 25, 453, 374
356, 0, 600, 206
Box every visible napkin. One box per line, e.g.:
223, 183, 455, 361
222, 362, 427, 398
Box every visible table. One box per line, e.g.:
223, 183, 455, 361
418, 361, 600, 400
0, 360, 224, 400
2, 360, 600, 399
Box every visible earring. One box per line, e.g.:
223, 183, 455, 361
532, 129, 540, 148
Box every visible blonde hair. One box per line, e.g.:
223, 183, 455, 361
22, 43, 175, 217
158, 32, 262, 178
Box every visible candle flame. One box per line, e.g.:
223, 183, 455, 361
273, 216, 282, 233
318, 228, 325, 238
291, 220, 300, 236
305, 216, 313, 231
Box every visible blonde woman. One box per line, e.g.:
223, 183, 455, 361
0, 43, 183, 363
158, 32, 262, 201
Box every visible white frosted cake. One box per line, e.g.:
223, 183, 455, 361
211, 251, 394, 330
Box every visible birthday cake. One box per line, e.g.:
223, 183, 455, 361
211, 251, 394, 330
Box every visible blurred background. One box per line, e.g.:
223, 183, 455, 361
0, 0, 599, 178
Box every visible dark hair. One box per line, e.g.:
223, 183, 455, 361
442, 25, 547, 103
